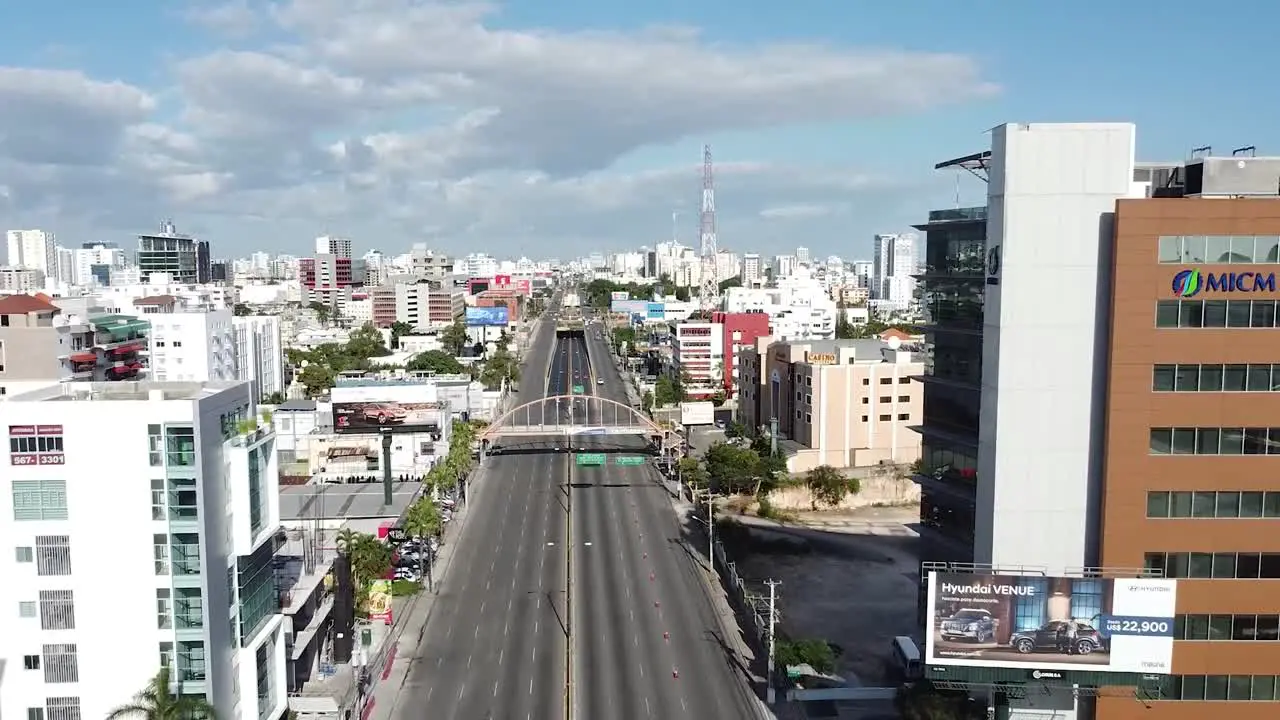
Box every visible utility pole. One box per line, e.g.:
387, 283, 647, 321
769, 416, 778, 456
764, 579, 782, 703
707, 490, 717, 572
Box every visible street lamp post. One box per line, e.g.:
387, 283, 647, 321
706, 490, 717, 573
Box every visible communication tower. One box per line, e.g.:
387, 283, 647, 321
698, 145, 719, 310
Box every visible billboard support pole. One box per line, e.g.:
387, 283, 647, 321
381, 432, 394, 506
769, 417, 778, 456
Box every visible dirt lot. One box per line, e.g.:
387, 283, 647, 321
717, 504, 923, 686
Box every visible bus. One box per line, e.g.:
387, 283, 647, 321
891, 636, 923, 681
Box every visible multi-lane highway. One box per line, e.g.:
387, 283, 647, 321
395, 314, 568, 720
394, 310, 758, 720
572, 325, 760, 720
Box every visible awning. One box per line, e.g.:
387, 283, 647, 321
69, 352, 96, 363
130, 362, 144, 370
108, 365, 130, 373
111, 344, 142, 354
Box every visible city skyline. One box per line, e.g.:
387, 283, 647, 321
2, 2, 1272, 257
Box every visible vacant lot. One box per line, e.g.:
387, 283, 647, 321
719, 505, 922, 686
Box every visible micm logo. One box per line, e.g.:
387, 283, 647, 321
1172, 269, 1202, 297
1172, 269, 1277, 298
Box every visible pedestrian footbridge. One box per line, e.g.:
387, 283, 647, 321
479, 395, 663, 443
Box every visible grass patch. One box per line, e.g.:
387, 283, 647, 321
390, 580, 421, 596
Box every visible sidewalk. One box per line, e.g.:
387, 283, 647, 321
363, 466, 487, 720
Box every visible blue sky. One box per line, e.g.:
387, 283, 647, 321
0, 1, 1275, 259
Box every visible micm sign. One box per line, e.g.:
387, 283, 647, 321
1173, 269, 1277, 298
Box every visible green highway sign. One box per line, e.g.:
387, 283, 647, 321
615, 456, 646, 466
572, 384, 585, 394
575, 453, 606, 466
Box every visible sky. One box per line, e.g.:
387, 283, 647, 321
1, 0, 1276, 262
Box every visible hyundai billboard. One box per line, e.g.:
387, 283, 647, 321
465, 306, 509, 327
925, 572, 1176, 674
331, 384, 449, 435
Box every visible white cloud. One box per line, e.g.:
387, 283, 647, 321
0, 1, 997, 256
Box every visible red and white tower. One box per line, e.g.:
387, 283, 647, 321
698, 144, 719, 309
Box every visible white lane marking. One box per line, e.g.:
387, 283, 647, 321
474, 626, 480, 638
436, 657, 443, 668
505, 620, 510, 635
457, 684, 466, 701
645, 697, 652, 716
584, 541, 592, 546
534, 620, 539, 633
426, 686, 434, 702
499, 648, 504, 665
681, 697, 687, 711
492, 681, 499, 697
529, 677, 534, 695
480, 600, 485, 614
467, 653, 472, 668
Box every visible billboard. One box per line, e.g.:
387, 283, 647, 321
646, 302, 665, 319
611, 299, 649, 315
680, 401, 715, 426
611, 291, 630, 301
333, 401, 448, 434
465, 306, 509, 327
925, 572, 1176, 674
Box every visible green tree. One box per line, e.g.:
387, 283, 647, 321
298, 364, 336, 396
389, 321, 414, 349
404, 498, 441, 540
717, 277, 742, 291
406, 349, 465, 374
307, 301, 331, 325
704, 442, 766, 495
725, 421, 747, 439
653, 376, 678, 407
806, 464, 860, 510
677, 456, 708, 490
107, 666, 218, 720
440, 319, 470, 355
263, 391, 285, 405
775, 638, 837, 675
233, 303, 251, 316
347, 322, 392, 358
641, 390, 654, 412
834, 302, 856, 340
337, 531, 392, 586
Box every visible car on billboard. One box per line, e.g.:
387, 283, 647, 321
925, 572, 1177, 673
333, 401, 446, 434
361, 403, 408, 425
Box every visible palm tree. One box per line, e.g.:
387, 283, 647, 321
334, 528, 359, 555
107, 667, 216, 720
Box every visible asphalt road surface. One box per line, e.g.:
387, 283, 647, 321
571, 324, 759, 720
395, 315, 568, 720
396, 317, 757, 720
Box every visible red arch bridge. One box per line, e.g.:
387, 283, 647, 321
478, 394, 664, 445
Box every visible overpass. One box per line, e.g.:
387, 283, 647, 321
479, 394, 664, 443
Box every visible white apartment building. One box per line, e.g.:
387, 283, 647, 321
147, 309, 238, 384
73, 244, 127, 286
313, 236, 352, 260
671, 321, 724, 398
6, 230, 58, 280
872, 233, 917, 310
0, 381, 286, 720
0, 267, 46, 293
722, 267, 838, 341
234, 316, 285, 400
741, 253, 763, 287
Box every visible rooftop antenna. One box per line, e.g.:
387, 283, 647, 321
1232, 146, 1257, 157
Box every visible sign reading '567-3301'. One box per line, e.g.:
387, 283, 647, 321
1173, 269, 1277, 298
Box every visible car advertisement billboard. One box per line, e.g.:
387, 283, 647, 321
611, 291, 630, 301
465, 306, 509, 327
925, 572, 1176, 674
333, 400, 449, 434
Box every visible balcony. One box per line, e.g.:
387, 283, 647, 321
90, 315, 150, 350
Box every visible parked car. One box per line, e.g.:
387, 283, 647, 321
1009, 621, 1104, 655
939, 608, 996, 643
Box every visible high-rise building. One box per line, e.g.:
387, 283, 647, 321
298, 254, 353, 307
872, 233, 917, 309
6, 230, 57, 279
137, 222, 210, 284
0, 381, 286, 720
741, 253, 763, 287
314, 235, 353, 260
74, 244, 127, 286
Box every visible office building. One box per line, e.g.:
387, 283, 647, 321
872, 232, 917, 310
137, 222, 210, 284
910, 205, 988, 561
73, 244, 127, 286
298, 254, 353, 308
0, 381, 285, 720
6, 230, 58, 279
0, 267, 46, 293
737, 334, 923, 470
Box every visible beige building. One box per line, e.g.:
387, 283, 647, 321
737, 336, 923, 471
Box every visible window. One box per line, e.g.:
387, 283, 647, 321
878, 414, 891, 421
1145, 552, 1280, 579
35, 536, 71, 576
42, 644, 78, 683
879, 396, 891, 403
1154, 363, 1280, 392
46, 697, 81, 720
897, 395, 910, 402
1158, 235, 1280, 264
11, 480, 68, 521
38, 590, 75, 630
157, 588, 172, 629
1162, 675, 1280, 701
24, 654, 39, 670
1146, 490, 1279, 518
16, 546, 32, 563
165, 426, 195, 467
1149, 427, 1280, 455
28, 709, 44, 720
897, 413, 910, 420
159, 641, 174, 669
898, 377, 911, 384
148, 425, 163, 466
19, 601, 36, 617
151, 479, 165, 520
154, 533, 169, 575
1156, 299, 1280, 329
879, 378, 891, 384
